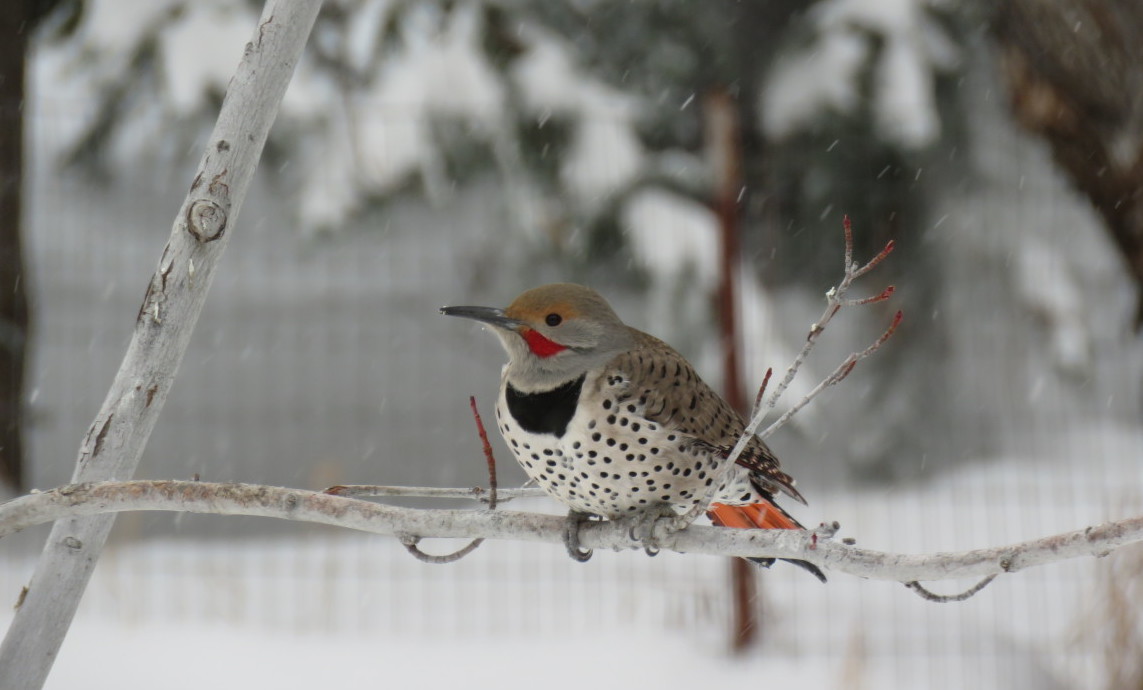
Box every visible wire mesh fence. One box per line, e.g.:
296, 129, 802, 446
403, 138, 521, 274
6, 99, 1143, 689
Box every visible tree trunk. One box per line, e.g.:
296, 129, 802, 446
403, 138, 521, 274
0, 0, 32, 490
993, 0, 1143, 324
707, 88, 761, 653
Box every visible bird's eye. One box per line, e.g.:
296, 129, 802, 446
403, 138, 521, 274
545, 313, 562, 327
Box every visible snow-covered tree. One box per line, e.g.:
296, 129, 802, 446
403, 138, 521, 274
48, 0, 1132, 484
43, 0, 956, 253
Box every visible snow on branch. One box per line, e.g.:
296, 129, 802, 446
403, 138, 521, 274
2, 480, 1140, 589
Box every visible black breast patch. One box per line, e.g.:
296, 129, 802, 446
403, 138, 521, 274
505, 374, 585, 437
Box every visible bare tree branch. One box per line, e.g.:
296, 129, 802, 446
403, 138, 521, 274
756, 309, 902, 444
668, 217, 898, 531
0, 3, 324, 688
2, 480, 1140, 586
750, 216, 896, 447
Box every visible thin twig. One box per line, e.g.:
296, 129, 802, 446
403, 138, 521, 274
323, 485, 545, 501
734, 217, 895, 461
851, 238, 896, 280
843, 214, 855, 275
756, 310, 902, 440
905, 575, 997, 602
670, 217, 897, 530
843, 284, 896, 307
750, 367, 773, 420
470, 395, 498, 510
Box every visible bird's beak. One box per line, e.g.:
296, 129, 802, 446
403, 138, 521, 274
439, 305, 525, 331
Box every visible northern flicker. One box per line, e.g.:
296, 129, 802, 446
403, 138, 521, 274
442, 283, 824, 581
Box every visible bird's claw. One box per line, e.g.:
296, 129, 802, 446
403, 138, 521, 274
564, 506, 678, 561
624, 505, 676, 558
563, 510, 596, 562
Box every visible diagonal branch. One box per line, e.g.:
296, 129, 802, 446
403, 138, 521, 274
749, 215, 896, 446
669, 216, 898, 530
0, 3, 325, 689
756, 309, 902, 441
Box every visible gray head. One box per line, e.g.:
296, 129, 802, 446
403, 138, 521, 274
441, 283, 634, 391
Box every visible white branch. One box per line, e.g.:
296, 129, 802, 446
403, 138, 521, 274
2, 481, 1140, 585
0, 3, 324, 688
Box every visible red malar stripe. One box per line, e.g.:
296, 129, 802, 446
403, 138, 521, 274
523, 328, 567, 358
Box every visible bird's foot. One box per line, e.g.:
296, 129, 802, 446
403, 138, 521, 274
623, 504, 679, 558
563, 510, 598, 562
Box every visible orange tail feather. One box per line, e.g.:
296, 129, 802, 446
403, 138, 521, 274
707, 501, 826, 583
708, 501, 802, 531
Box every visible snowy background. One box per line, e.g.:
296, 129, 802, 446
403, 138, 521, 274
4, 0, 1143, 688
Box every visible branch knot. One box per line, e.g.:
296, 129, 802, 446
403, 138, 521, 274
186, 199, 228, 243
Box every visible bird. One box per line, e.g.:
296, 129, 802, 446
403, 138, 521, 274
441, 283, 824, 581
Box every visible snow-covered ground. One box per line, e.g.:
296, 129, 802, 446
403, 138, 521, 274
3, 424, 1137, 690
30, 622, 841, 690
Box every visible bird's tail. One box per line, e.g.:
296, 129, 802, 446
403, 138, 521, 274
707, 501, 827, 583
